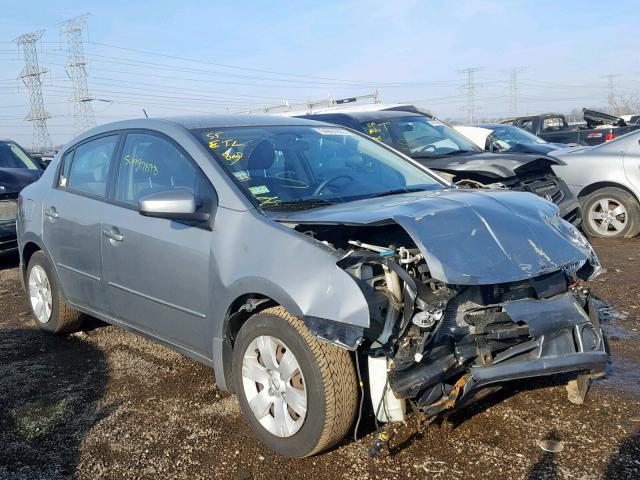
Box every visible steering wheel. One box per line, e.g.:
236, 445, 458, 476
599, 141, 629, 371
313, 174, 354, 196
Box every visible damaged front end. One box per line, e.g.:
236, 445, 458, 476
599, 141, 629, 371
277, 189, 607, 446
337, 238, 606, 425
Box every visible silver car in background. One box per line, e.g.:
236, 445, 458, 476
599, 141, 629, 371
550, 130, 640, 238
17, 115, 607, 457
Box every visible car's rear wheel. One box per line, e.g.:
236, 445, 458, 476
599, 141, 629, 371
233, 306, 357, 457
581, 187, 640, 238
26, 251, 83, 334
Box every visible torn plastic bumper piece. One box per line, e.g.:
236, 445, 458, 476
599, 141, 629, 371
460, 294, 607, 400
302, 316, 364, 350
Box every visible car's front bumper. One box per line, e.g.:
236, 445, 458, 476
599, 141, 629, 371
459, 296, 606, 401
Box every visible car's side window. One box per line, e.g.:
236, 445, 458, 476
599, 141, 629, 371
58, 149, 75, 188
66, 135, 119, 197
115, 132, 214, 212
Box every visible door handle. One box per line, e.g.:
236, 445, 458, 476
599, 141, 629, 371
103, 227, 124, 242
44, 207, 59, 219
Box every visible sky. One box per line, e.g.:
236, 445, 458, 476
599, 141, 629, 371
1, 0, 639, 149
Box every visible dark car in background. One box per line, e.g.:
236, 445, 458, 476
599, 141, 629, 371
0, 139, 42, 253
298, 110, 582, 226
501, 109, 640, 146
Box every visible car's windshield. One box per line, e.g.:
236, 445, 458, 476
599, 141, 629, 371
484, 125, 547, 146
193, 125, 444, 210
360, 115, 482, 157
0, 141, 40, 170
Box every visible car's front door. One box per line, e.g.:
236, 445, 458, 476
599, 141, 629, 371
101, 131, 216, 356
43, 134, 120, 314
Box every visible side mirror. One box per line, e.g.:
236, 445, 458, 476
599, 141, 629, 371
139, 189, 210, 222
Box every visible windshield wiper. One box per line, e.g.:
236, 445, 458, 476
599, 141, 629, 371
369, 187, 427, 199
261, 198, 336, 211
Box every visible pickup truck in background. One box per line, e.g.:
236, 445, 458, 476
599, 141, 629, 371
500, 109, 640, 146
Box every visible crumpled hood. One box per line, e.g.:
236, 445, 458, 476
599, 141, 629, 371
0, 168, 42, 197
414, 151, 560, 179
275, 189, 599, 285
508, 142, 568, 155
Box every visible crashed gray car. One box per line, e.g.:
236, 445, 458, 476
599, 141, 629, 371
17, 115, 607, 457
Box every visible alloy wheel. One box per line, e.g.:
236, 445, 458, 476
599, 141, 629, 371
588, 198, 628, 236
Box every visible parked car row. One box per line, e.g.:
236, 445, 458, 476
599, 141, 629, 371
15, 114, 608, 458
450, 122, 640, 238
295, 109, 582, 227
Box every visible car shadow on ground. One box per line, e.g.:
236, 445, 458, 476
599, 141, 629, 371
0, 327, 113, 479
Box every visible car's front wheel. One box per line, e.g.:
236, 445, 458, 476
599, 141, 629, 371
26, 251, 83, 334
581, 187, 640, 238
233, 307, 357, 457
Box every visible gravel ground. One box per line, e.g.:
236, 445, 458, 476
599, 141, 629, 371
0, 238, 639, 480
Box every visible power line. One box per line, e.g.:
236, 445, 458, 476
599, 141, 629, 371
15, 30, 52, 152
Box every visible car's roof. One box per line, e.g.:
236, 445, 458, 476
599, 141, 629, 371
66, 114, 334, 146
475, 123, 508, 128
304, 110, 424, 122
161, 114, 328, 129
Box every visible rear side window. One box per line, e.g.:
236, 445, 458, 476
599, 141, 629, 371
542, 117, 563, 132
115, 133, 214, 212
58, 149, 75, 188
67, 136, 118, 197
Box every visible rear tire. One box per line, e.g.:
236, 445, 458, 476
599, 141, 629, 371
580, 187, 640, 238
233, 306, 357, 457
26, 251, 83, 334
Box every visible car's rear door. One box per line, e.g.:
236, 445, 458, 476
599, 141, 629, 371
100, 130, 216, 357
43, 133, 121, 314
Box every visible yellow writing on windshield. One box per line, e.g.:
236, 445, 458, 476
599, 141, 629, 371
222, 149, 243, 165
365, 122, 388, 141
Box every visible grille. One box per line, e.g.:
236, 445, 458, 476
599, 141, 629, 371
508, 174, 564, 205
0, 199, 17, 219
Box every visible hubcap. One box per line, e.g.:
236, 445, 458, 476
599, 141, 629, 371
588, 198, 627, 236
241, 335, 307, 437
28, 265, 52, 324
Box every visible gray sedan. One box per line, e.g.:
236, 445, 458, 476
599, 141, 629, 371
17, 115, 607, 457
550, 130, 640, 238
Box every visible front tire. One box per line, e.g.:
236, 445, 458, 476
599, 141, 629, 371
581, 187, 640, 238
233, 307, 357, 457
26, 251, 83, 334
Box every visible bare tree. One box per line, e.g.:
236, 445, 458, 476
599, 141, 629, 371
608, 93, 639, 117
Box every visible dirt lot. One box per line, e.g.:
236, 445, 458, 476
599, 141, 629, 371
1, 238, 639, 480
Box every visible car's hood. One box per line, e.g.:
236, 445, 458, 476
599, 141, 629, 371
0, 168, 42, 197
274, 189, 599, 285
413, 151, 560, 179
508, 142, 568, 155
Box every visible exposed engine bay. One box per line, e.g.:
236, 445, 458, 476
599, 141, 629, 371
290, 219, 607, 452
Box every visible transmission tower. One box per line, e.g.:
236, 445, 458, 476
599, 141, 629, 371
458, 67, 483, 124
508, 67, 526, 117
605, 74, 618, 113
15, 30, 52, 153
61, 15, 96, 135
